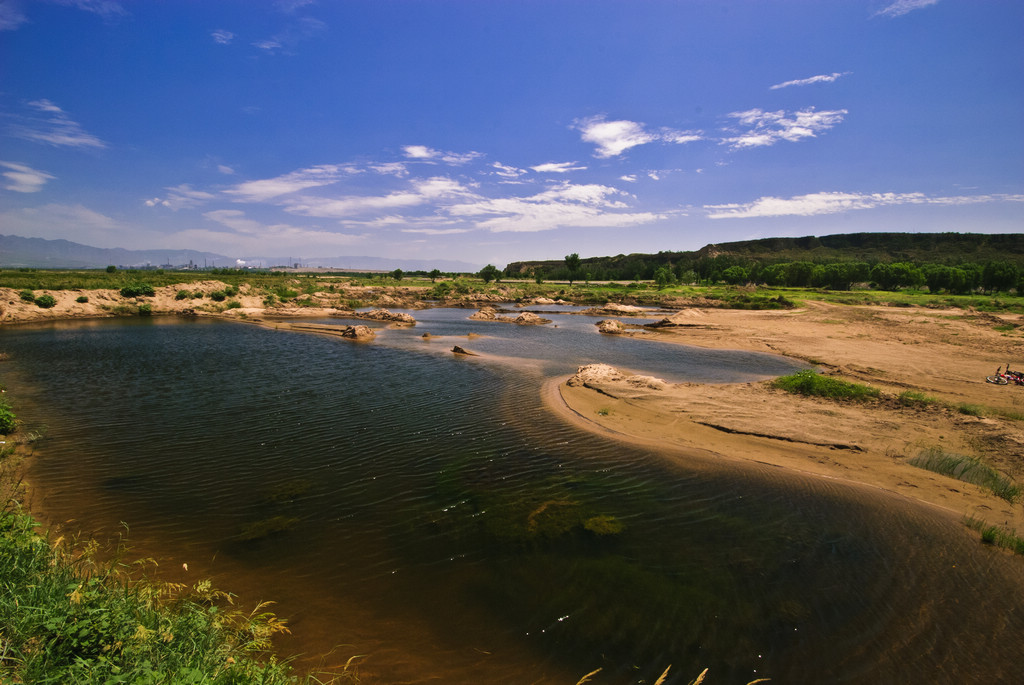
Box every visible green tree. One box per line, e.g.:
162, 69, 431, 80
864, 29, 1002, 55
982, 261, 1018, 294
654, 266, 674, 289
428, 269, 442, 282
391, 268, 404, 282
564, 253, 582, 285
106, 265, 117, 273
478, 264, 501, 284
721, 265, 749, 285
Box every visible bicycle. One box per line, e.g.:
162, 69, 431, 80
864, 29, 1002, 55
987, 365, 1024, 385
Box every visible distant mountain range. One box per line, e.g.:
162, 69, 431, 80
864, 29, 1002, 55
0, 235, 482, 273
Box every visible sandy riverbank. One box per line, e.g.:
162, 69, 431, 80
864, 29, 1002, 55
550, 302, 1024, 535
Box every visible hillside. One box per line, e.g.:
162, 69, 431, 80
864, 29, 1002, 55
506, 232, 1024, 279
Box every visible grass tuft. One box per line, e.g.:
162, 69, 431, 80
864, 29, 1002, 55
897, 390, 938, 407
911, 447, 1020, 502
770, 369, 880, 401
963, 516, 1024, 555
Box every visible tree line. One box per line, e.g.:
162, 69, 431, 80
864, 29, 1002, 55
503, 254, 1024, 295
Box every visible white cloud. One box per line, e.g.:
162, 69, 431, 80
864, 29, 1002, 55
402, 145, 482, 165
0, 161, 55, 192
575, 116, 702, 158
531, 162, 587, 174
370, 162, 408, 177
195, 209, 365, 253
770, 72, 850, 90
217, 164, 235, 175
224, 164, 346, 202
211, 29, 234, 44
444, 181, 664, 233
145, 184, 216, 211
620, 175, 638, 183
722, 108, 847, 149
874, 0, 939, 18
10, 99, 106, 149
492, 162, 526, 180
285, 176, 475, 218
705, 191, 1024, 219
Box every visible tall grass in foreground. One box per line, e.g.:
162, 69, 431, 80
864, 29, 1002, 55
0, 494, 350, 684
910, 447, 1021, 503
770, 369, 881, 401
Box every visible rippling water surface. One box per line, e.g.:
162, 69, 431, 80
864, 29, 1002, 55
2, 313, 1023, 684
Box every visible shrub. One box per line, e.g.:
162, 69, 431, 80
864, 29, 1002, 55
75, 295, 88, 303
209, 290, 227, 302
174, 289, 192, 300
770, 370, 880, 401
137, 303, 152, 316
33, 294, 57, 309
225, 300, 242, 309
105, 264, 117, 273
18, 290, 34, 303
119, 283, 155, 298
224, 285, 239, 297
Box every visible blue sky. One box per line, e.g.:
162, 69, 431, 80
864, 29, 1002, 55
1, 0, 1022, 269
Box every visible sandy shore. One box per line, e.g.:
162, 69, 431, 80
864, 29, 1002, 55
551, 302, 1024, 535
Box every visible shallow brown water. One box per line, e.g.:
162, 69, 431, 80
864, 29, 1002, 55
2, 314, 1023, 684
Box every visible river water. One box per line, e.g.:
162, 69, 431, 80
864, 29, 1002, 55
1, 310, 1022, 684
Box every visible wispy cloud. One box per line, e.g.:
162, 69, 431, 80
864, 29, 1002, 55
224, 164, 348, 202
1, 161, 55, 192
444, 181, 665, 233
874, 0, 940, 18
531, 162, 587, 174
52, 0, 127, 20
285, 177, 475, 218
211, 29, 234, 44
0, 0, 29, 31
575, 116, 702, 158
402, 145, 483, 165
9, 99, 106, 149
194, 209, 365, 252
492, 162, 527, 180
705, 191, 1024, 219
144, 184, 216, 210
770, 72, 850, 90
722, 108, 847, 149
253, 16, 326, 54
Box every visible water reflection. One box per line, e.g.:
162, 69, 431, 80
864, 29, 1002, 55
1, 314, 1022, 684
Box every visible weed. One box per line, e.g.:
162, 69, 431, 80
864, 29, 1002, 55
119, 282, 155, 298
770, 370, 880, 401
75, 295, 88, 303
226, 300, 242, 309
958, 404, 985, 417
33, 294, 57, 308
898, 390, 938, 407
18, 289, 34, 302
0, 399, 16, 434
911, 447, 1020, 502
963, 516, 1024, 555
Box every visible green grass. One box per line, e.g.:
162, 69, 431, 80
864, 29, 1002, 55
0, 484, 356, 685
770, 370, 881, 401
897, 390, 939, 407
910, 447, 1020, 503
963, 516, 1024, 556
